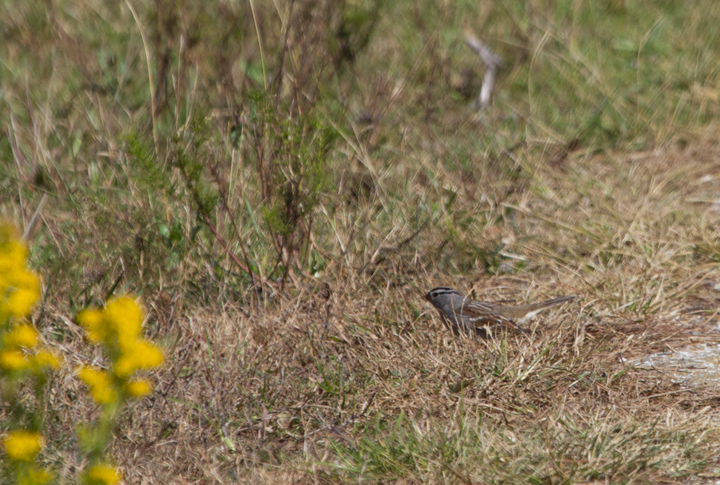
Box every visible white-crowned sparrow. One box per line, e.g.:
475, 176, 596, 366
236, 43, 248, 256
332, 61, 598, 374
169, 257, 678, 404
424, 287, 577, 337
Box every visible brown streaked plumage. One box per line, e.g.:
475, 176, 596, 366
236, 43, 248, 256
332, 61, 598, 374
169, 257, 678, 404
424, 287, 577, 337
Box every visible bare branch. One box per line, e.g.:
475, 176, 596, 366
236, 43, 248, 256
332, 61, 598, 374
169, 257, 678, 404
465, 32, 502, 109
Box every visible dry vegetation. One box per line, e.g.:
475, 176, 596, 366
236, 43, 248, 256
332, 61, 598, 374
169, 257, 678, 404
4, 0, 720, 483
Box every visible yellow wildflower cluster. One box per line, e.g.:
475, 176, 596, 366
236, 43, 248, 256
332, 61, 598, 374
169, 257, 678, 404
77, 367, 117, 404
0, 222, 162, 482
0, 224, 59, 373
2, 430, 42, 461
0, 323, 60, 373
2, 431, 53, 483
0, 224, 41, 321
84, 464, 122, 485
0, 224, 56, 481
77, 296, 164, 402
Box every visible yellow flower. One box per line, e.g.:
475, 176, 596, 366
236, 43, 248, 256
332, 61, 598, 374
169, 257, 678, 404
125, 379, 152, 397
104, 296, 143, 346
0, 349, 29, 370
0, 224, 40, 318
2, 430, 43, 461
77, 308, 106, 343
77, 367, 116, 404
5, 323, 38, 348
33, 350, 60, 369
0, 239, 27, 273
79, 296, 146, 350
6, 288, 39, 317
5, 271, 40, 317
114, 339, 164, 377
84, 464, 121, 485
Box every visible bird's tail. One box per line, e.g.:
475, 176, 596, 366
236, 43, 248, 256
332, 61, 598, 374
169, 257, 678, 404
498, 296, 578, 322
532, 296, 578, 310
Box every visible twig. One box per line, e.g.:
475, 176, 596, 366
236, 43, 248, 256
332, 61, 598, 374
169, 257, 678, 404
23, 193, 47, 240
465, 32, 502, 110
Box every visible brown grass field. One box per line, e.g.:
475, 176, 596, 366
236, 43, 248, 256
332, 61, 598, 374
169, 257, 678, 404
4, 1, 720, 483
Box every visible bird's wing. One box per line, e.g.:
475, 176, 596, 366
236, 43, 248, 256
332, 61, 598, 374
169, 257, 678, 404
462, 301, 528, 334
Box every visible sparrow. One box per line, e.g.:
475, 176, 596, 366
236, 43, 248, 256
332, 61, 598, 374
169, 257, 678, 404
425, 286, 576, 337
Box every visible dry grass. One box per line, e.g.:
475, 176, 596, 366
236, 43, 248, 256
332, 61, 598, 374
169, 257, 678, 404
42, 139, 720, 481
4, 0, 720, 483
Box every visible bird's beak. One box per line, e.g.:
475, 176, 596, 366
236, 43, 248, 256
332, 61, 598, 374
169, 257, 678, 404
423, 293, 430, 301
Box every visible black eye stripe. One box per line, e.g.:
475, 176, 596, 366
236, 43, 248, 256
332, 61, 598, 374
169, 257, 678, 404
429, 287, 456, 293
